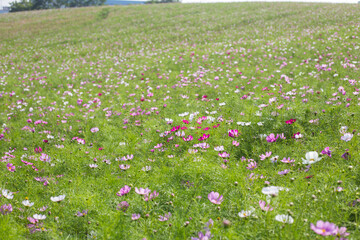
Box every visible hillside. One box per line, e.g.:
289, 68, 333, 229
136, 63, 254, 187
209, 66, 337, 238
0, 3, 360, 239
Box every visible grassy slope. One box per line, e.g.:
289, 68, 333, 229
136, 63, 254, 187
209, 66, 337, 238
0, 2, 360, 240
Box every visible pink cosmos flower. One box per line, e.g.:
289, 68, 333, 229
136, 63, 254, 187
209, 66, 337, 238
0, 204, 13, 215
310, 221, 337, 236
39, 153, 51, 162
285, 119, 296, 125
259, 152, 272, 160
321, 147, 332, 158
335, 227, 350, 238
119, 165, 130, 170
198, 134, 210, 141
132, 213, 140, 220
259, 200, 273, 211
117, 185, 131, 196
232, 140, 240, 146
144, 191, 159, 201
158, 212, 171, 221
278, 169, 290, 175
90, 127, 99, 133
281, 157, 295, 163
246, 161, 257, 170
183, 135, 193, 142
117, 201, 129, 212
76, 138, 86, 144
34, 147, 43, 153
228, 129, 240, 138
208, 192, 223, 204
218, 152, 230, 158
135, 187, 151, 195
279, 133, 286, 139
6, 163, 15, 172
191, 230, 212, 240
266, 133, 279, 142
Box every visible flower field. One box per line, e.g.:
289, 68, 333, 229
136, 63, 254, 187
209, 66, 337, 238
0, 2, 360, 239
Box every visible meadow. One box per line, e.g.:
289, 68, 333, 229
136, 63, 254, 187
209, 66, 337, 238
0, 2, 360, 239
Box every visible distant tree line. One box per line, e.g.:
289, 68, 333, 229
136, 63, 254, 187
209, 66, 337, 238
146, 0, 179, 3
9, 0, 105, 12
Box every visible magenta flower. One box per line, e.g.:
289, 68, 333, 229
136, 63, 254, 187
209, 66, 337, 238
90, 127, 99, 133
218, 152, 230, 158
321, 147, 332, 158
285, 119, 296, 125
259, 200, 273, 211
135, 187, 151, 195
208, 192, 223, 204
310, 221, 337, 236
228, 129, 240, 138
34, 147, 43, 153
6, 163, 15, 172
198, 134, 210, 141
266, 133, 279, 142
117, 185, 131, 196
183, 135, 193, 142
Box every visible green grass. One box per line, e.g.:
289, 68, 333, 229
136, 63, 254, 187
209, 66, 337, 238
0, 2, 360, 239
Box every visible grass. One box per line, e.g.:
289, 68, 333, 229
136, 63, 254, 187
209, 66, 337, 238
0, 2, 360, 239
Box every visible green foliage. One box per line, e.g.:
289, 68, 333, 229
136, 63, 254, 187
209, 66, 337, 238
9, 0, 105, 12
97, 7, 110, 20
9, 0, 33, 12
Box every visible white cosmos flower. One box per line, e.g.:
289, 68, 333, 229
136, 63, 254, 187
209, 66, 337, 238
275, 214, 294, 224
214, 146, 224, 151
339, 126, 348, 134
2, 189, 14, 199
302, 151, 322, 164
262, 186, 288, 195
50, 195, 66, 202
22, 200, 34, 207
178, 112, 189, 117
142, 166, 152, 172
238, 210, 255, 218
237, 122, 251, 126
341, 133, 353, 142
33, 214, 46, 220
